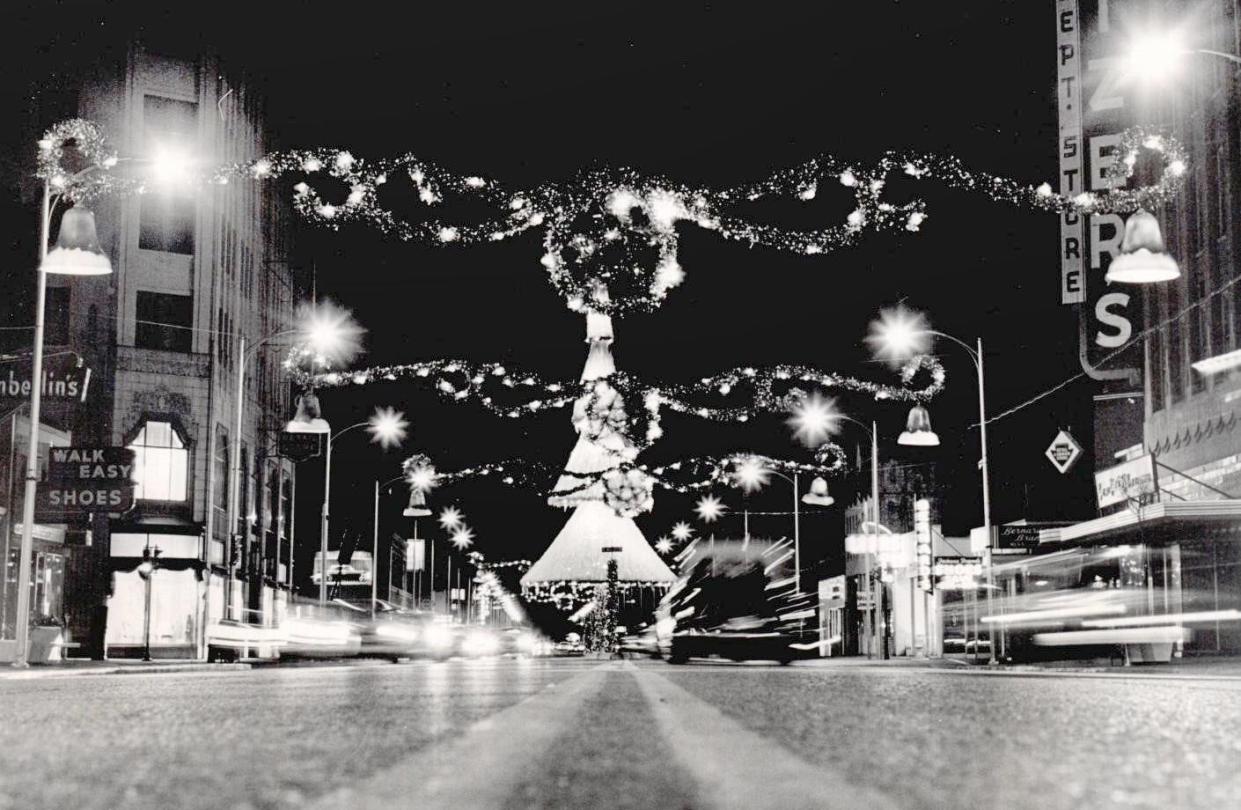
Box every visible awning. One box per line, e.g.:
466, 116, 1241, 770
1038, 500, 1241, 546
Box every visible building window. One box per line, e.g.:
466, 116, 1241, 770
213, 425, 229, 511
1169, 281, 1185, 404
135, 291, 192, 352
128, 420, 188, 502
45, 286, 70, 345
139, 95, 197, 255
1148, 326, 1165, 414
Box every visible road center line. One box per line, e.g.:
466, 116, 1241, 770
631, 663, 902, 810
306, 662, 614, 810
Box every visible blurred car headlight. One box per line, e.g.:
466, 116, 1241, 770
462, 630, 501, 656
375, 623, 419, 642
424, 624, 454, 649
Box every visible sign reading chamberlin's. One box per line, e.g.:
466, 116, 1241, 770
35, 447, 136, 521
1094, 454, 1156, 509
0, 353, 91, 408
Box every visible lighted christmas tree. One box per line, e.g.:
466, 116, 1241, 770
521, 302, 675, 602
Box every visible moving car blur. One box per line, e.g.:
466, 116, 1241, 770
655, 540, 818, 664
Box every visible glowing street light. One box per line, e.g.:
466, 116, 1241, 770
450, 526, 476, 550
670, 521, 695, 542
694, 494, 727, 523
787, 392, 841, 448
298, 299, 365, 370
438, 506, 464, 532
367, 406, 409, 449
654, 536, 674, 555
865, 305, 931, 368
1121, 27, 1241, 85
732, 455, 770, 493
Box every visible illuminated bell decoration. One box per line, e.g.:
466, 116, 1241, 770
898, 404, 940, 447
801, 476, 835, 507
403, 487, 432, 518
285, 391, 331, 434
1105, 209, 1180, 284
40, 207, 112, 276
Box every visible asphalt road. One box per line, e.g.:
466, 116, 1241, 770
2, 658, 1240, 809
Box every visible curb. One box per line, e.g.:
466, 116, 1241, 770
1, 662, 252, 680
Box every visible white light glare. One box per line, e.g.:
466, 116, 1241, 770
438, 506, 465, 531
866, 305, 932, 367
787, 393, 841, 448
694, 495, 727, 523
1124, 30, 1189, 84
299, 299, 365, 368
732, 456, 770, 493
367, 406, 408, 449
670, 521, 695, 542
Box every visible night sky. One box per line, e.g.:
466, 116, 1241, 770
2, 2, 1103, 578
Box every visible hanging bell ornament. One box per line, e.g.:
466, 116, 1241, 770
802, 476, 835, 507
898, 404, 941, 447
285, 391, 331, 434
403, 486, 432, 517
41, 207, 112, 276
1105, 209, 1181, 284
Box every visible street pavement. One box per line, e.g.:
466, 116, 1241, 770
2, 657, 1240, 809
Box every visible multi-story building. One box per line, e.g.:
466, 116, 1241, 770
1031, 1, 1241, 661
0, 42, 302, 660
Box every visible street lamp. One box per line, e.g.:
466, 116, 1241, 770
137, 545, 162, 662
1123, 28, 1241, 84
224, 300, 362, 621
869, 306, 995, 662
729, 456, 808, 593
786, 396, 897, 659
286, 406, 408, 605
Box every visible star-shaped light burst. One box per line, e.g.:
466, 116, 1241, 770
787, 392, 842, 448
732, 455, 770, 493
438, 506, 464, 532
865, 305, 932, 367
298, 298, 365, 369
654, 536, 674, 555
450, 526, 475, 550
406, 462, 438, 493
671, 521, 695, 542
366, 407, 409, 449
694, 494, 727, 523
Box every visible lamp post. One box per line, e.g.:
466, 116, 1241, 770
13, 188, 113, 667
287, 407, 408, 606
371, 473, 413, 618
137, 545, 162, 662
732, 458, 805, 592
869, 307, 995, 662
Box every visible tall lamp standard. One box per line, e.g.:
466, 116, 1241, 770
787, 395, 937, 659
731, 457, 807, 592
287, 406, 407, 605
371, 457, 431, 618
868, 307, 997, 661
12, 146, 197, 666
225, 306, 359, 621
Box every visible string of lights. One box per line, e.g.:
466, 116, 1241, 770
41, 119, 1186, 317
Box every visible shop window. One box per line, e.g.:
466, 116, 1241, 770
128, 420, 189, 502
213, 425, 229, 511
136, 291, 192, 353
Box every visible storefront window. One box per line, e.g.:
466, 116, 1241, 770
129, 420, 189, 502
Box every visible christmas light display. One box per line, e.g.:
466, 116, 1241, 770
40, 119, 1186, 317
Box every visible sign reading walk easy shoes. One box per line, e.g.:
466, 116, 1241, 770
1094, 454, 1156, 510
35, 447, 136, 522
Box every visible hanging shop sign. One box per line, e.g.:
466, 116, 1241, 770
1045, 429, 1083, 474
914, 499, 933, 592
406, 538, 425, 572
35, 447, 135, 521
0, 354, 91, 410
1094, 453, 1156, 509
278, 430, 322, 462
933, 556, 983, 591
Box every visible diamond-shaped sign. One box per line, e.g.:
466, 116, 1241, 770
1045, 429, 1083, 475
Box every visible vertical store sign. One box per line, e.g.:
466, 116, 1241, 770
1057, 0, 1142, 372
1058, 0, 1086, 304
914, 499, 933, 592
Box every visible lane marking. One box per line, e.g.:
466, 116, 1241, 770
631, 663, 901, 810
305, 662, 614, 810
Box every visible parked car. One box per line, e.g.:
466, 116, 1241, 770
655, 541, 817, 665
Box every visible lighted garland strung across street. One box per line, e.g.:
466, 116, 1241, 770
301, 354, 945, 450
41, 119, 1186, 316
523, 580, 671, 606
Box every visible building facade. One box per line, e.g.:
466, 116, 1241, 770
1, 42, 302, 660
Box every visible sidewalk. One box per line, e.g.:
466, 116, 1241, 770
0, 659, 251, 680
806, 654, 1241, 679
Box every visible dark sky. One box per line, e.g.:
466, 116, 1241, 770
3, 1, 1105, 575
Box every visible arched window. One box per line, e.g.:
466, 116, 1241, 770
128, 420, 189, 502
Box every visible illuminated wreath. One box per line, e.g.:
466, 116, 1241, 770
35, 119, 120, 201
